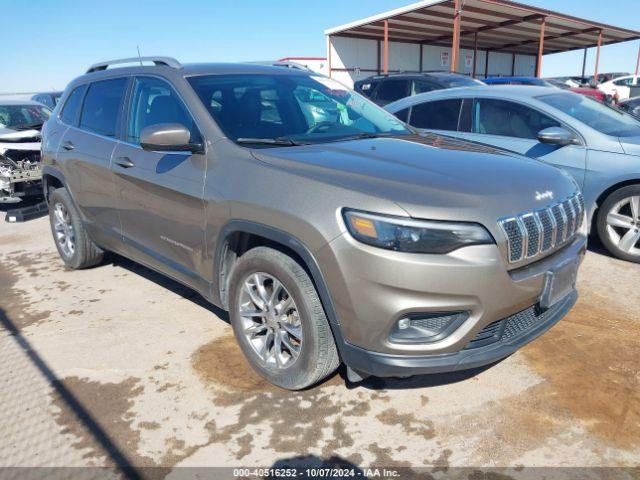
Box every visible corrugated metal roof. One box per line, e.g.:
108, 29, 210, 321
325, 0, 640, 55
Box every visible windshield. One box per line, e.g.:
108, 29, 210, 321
187, 74, 411, 145
0, 104, 51, 131
538, 92, 640, 137
432, 74, 485, 88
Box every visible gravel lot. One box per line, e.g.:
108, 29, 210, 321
0, 212, 638, 478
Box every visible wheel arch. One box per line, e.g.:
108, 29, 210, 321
213, 220, 346, 352
42, 166, 67, 204
591, 178, 640, 232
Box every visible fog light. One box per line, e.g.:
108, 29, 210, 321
390, 311, 469, 344
398, 318, 411, 330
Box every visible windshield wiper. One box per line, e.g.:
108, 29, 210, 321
236, 137, 302, 146
326, 132, 401, 143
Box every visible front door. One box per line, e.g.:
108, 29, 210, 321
111, 76, 207, 288
455, 98, 587, 188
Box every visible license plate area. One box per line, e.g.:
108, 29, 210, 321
539, 258, 579, 310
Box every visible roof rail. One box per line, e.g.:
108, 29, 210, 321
86, 56, 181, 74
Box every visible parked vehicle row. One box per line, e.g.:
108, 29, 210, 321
42, 58, 586, 389
353, 72, 484, 106
385, 85, 640, 263
484, 76, 610, 103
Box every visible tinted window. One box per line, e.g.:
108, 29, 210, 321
472, 98, 560, 140
410, 99, 462, 131
357, 81, 377, 98
187, 74, 409, 144
80, 78, 127, 137
412, 80, 439, 95
375, 80, 409, 103
60, 85, 87, 126
394, 108, 409, 122
127, 76, 200, 144
538, 92, 640, 137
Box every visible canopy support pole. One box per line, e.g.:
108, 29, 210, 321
383, 20, 389, 74
472, 32, 478, 78
594, 30, 603, 80
635, 41, 640, 77
581, 47, 588, 81
451, 0, 462, 73
536, 17, 546, 78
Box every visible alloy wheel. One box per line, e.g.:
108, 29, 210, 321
238, 272, 302, 369
606, 195, 640, 256
53, 202, 75, 258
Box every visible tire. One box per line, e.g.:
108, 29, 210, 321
596, 185, 640, 263
228, 246, 339, 390
49, 188, 104, 269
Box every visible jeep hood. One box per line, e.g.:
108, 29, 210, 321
252, 133, 579, 226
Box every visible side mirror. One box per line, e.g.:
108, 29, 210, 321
140, 123, 203, 153
538, 127, 580, 146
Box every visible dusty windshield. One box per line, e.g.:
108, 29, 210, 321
0, 104, 51, 131
188, 73, 411, 145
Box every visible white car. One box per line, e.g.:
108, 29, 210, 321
0, 100, 50, 203
597, 75, 639, 101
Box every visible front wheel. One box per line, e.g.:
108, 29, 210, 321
597, 185, 640, 263
49, 188, 104, 269
228, 247, 339, 390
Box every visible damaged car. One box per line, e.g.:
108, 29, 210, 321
0, 100, 50, 203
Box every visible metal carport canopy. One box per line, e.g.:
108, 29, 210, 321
324, 0, 640, 78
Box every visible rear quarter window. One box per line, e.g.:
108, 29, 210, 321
60, 85, 87, 126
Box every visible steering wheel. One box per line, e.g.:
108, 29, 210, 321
306, 122, 336, 134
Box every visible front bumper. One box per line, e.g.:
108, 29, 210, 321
315, 227, 586, 375
339, 290, 576, 377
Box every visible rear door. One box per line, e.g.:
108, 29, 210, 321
453, 98, 587, 188
111, 75, 207, 287
57, 78, 127, 247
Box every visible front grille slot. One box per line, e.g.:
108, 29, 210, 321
464, 297, 569, 350
500, 193, 582, 264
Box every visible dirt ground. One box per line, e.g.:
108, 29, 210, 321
0, 212, 638, 479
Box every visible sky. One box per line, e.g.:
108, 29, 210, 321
3, 0, 639, 93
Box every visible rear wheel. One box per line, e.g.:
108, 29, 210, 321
597, 185, 640, 263
49, 188, 104, 269
228, 247, 339, 390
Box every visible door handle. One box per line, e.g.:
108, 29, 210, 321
115, 156, 134, 168
62, 140, 74, 151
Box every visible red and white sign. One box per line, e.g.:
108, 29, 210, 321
465, 54, 474, 69
440, 51, 449, 67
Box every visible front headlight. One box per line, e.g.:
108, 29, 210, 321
343, 209, 494, 254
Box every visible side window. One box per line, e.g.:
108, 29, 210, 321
375, 80, 409, 104
412, 80, 439, 95
60, 85, 87, 126
472, 98, 560, 140
614, 77, 634, 87
357, 81, 377, 98
409, 99, 462, 131
394, 108, 409, 123
79, 78, 127, 137
127, 76, 200, 144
